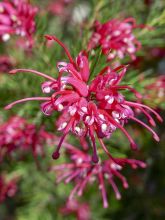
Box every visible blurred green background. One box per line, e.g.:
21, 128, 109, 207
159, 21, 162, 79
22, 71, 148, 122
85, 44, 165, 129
0, 0, 165, 219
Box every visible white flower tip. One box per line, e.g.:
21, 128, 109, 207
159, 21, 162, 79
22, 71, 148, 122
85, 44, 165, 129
103, 202, 108, 208
101, 123, 107, 132
105, 95, 110, 100
74, 127, 81, 135
43, 87, 51, 93
57, 104, 64, 111
113, 30, 121, 36
116, 193, 121, 200
2, 34, 10, 42
58, 122, 67, 131
127, 47, 135, 53
0, 6, 4, 13
81, 106, 87, 112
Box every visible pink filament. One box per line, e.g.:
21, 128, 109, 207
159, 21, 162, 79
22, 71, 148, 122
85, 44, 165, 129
89, 126, 99, 163
108, 177, 122, 200
9, 69, 56, 82
45, 35, 75, 65
98, 138, 114, 160
116, 85, 142, 99
130, 116, 160, 142
138, 107, 156, 127
125, 101, 163, 122
5, 97, 50, 109
98, 172, 108, 208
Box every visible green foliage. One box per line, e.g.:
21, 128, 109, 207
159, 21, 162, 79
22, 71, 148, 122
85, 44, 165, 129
0, 0, 164, 220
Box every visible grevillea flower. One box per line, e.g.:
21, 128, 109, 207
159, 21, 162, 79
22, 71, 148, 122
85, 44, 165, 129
50, 143, 146, 208
0, 55, 13, 73
144, 0, 152, 6
0, 173, 18, 203
0, 0, 38, 47
5, 35, 162, 163
48, 0, 73, 16
0, 116, 55, 161
60, 199, 91, 220
88, 18, 144, 61
150, 47, 165, 59
144, 75, 165, 106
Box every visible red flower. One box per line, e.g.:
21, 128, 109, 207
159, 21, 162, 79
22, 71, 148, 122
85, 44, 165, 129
0, 55, 13, 73
88, 18, 145, 61
48, 0, 73, 16
0, 174, 18, 203
0, 116, 55, 161
60, 199, 91, 220
51, 143, 146, 208
5, 35, 162, 163
0, 0, 38, 47
144, 75, 165, 106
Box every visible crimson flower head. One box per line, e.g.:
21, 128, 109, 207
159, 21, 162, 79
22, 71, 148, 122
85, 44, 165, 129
0, 0, 38, 47
88, 18, 144, 61
0, 116, 55, 161
0, 173, 18, 203
144, 75, 165, 105
48, 0, 73, 16
60, 199, 91, 220
5, 35, 162, 163
51, 143, 146, 208
0, 55, 13, 73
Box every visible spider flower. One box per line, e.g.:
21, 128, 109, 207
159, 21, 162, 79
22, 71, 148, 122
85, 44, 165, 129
5, 35, 162, 163
0, 0, 38, 47
144, 75, 165, 107
0, 173, 18, 203
60, 199, 91, 220
50, 143, 146, 208
0, 55, 13, 73
88, 18, 146, 61
0, 116, 55, 161
48, 0, 73, 16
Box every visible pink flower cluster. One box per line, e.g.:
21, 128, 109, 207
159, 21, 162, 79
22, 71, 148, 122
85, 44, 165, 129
60, 199, 91, 220
5, 35, 162, 163
88, 18, 142, 61
0, 173, 18, 202
0, 55, 13, 73
0, 116, 55, 161
0, 0, 38, 47
145, 75, 165, 101
48, 0, 73, 16
51, 143, 146, 208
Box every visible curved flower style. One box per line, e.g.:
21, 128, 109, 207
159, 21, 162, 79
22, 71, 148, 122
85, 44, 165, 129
0, 173, 18, 203
0, 0, 38, 47
0, 116, 55, 161
60, 199, 91, 220
50, 143, 146, 208
88, 18, 145, 61
5, 35, 162, 163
